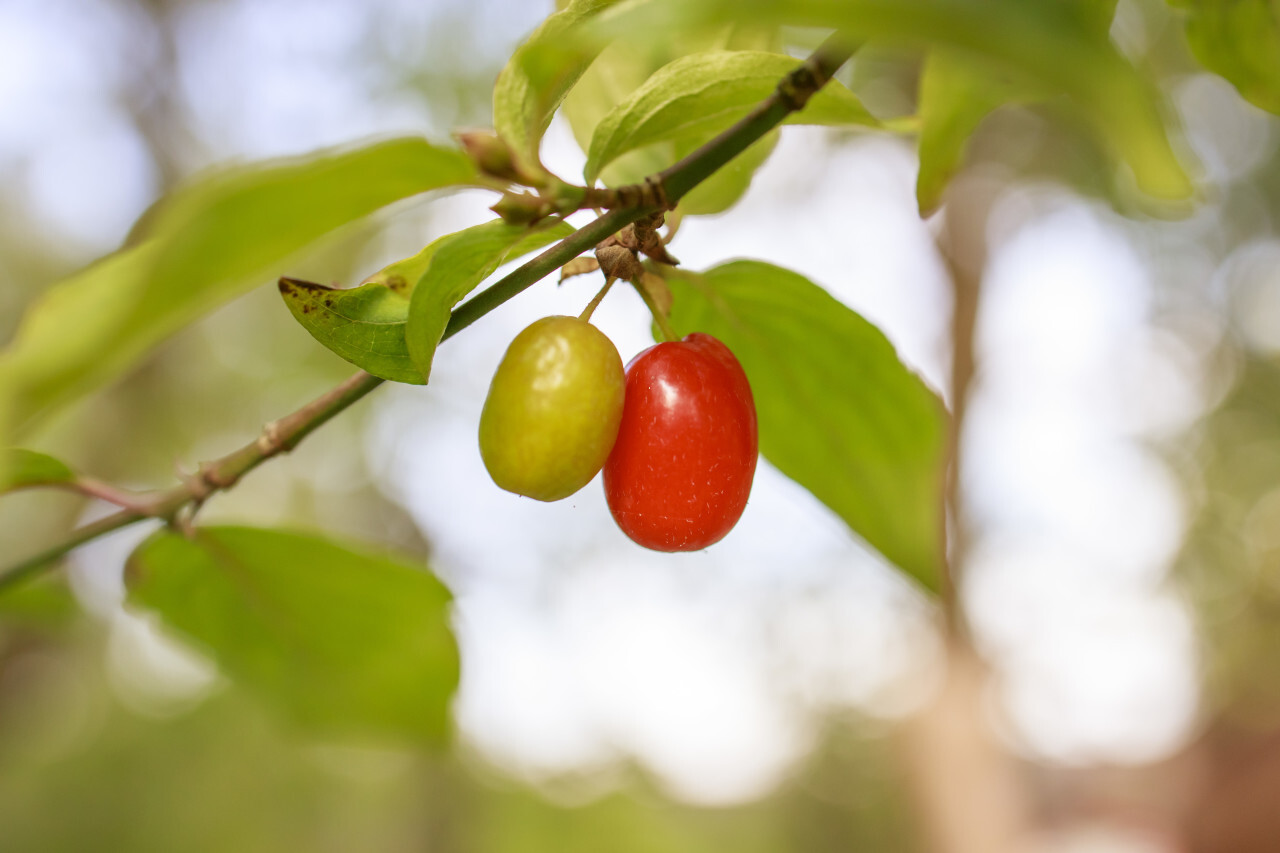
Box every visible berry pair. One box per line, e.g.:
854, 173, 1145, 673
479, 315, 758, 551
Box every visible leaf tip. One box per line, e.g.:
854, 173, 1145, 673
279, 277, 337, 298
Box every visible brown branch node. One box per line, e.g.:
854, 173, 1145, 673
777, 58, 829, 112
581, 175, 670, 212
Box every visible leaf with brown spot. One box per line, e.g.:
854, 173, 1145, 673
283, 220, 573, 384
279, 277, 423, 384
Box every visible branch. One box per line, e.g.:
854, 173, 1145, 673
0, 509, 147, 593
181, 370, 383, 504
937, 176, 998, 642
660, 33, 855, 205
0, 34, 857, 591
445, 207, 640, 336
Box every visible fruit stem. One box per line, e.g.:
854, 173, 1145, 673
579, 276, 617, 322
636, 279, 678, 342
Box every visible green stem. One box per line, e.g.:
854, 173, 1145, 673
445, 207, 641, 337
0, 372, 386, 591
636, 281, 678, 342
0, 34, 858, 591
659, 33, 854, 204
192, 370, 384, 493
74, 479, 147, 509
0, 509, 149, 594
578, 276, 617, 323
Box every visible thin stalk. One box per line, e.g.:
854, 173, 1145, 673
578, 277, 618, 322
636, 281, 677, 342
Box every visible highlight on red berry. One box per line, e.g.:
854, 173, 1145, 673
603, 333, 758, 551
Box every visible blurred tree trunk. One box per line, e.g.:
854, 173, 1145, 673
898, 174, 1035, 853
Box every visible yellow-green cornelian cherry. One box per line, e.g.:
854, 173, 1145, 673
479, 316, 626, 501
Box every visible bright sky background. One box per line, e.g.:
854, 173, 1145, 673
9, 0, 1274, 840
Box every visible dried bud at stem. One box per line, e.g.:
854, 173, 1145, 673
594, 244, 644, 282
614, 212, 679, 265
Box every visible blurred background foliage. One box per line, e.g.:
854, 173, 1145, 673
0, 605, 919, 852
3, 0, 1280, 850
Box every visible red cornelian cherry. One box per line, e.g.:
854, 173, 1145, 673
603, 333, 758, 551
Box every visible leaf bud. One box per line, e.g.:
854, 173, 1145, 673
456, 129, 523, 183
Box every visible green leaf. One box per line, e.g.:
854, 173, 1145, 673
280, 220, 569, 383
493, 0, 622, 173
278, 278, 422, 384
405, 220, 575, 382
0, 244, 158, 440
0, 138, 479, 438
913, 2, 1123, 214
584, 50, 879, 184
562, 41, 679, 159
1172, 0, 1280, 115
278, 234, 448, 385
0, 448, 77, 494
562, 24, 783, 155
359, 239, 443, 292
1081, 0, 1120, 33
125, 526, 458, 745
585, 0, 1194, 203
915, 51, 1032, 215
0, 576, 79, 628
666, 261, 947, 591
